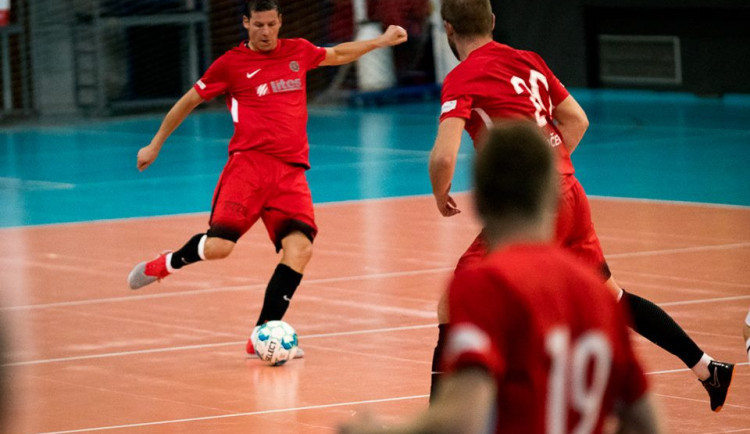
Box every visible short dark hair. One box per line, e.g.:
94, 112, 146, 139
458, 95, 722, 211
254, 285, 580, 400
474, 121, 555, 222
244, 0, 280, 18
441, 0, 493, 37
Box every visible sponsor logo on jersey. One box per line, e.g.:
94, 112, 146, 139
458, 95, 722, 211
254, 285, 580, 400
289, 61, 300, 72
256, 78, 302, 97
547, 131, 563, 148
441, 100, 457, 114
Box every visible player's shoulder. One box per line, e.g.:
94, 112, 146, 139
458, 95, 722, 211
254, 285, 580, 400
513, 47, 548, 67
216, 44, 248, 64
444, 58, 479, 87
280, 38, 319, 51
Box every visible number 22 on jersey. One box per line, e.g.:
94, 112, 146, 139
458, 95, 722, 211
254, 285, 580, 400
511, 70, 552, 128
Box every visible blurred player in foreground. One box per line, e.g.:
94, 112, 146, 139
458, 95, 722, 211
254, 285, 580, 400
341, 121, 663, 434
127, 0, 407, 357
744, 309, 750, 363
428, 0, 733, 411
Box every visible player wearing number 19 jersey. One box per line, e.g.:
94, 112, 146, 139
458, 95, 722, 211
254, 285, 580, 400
429, 0, 733, 412
446, 244, 648, 434
340, 122, 661, 434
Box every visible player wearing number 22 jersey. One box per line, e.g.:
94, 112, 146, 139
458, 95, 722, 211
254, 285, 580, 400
439, 41, 602, 272
441, 41, 574, 176
445, 244, 648, 433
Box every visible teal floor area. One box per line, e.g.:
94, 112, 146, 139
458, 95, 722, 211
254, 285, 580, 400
1, 89, 749, 228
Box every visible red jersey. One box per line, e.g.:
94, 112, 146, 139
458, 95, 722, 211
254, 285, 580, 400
194, 38, 327, 168
440, 41, 575, 176
445, 244, 648, 434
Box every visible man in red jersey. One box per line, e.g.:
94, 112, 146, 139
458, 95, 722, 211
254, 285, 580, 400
427, 0, 733, 412
341, 122, 663, 434
127, 0, 407, 358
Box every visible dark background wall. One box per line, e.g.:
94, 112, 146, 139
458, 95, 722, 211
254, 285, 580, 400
490, 0, 750, 95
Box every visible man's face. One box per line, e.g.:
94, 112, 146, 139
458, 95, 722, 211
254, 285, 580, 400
244, 9, 282, 52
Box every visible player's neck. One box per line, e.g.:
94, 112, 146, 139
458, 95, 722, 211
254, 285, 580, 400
457, 35, 492, 60
483, 215, 554, 251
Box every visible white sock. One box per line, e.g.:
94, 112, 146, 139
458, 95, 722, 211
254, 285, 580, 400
692, 353, 713, 381
197, 234, 208, 260
165, 252, 176, 274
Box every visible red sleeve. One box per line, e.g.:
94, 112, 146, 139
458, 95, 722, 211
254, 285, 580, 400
298, 38, 327, 71
439, 71, 474, 123
444, 268, 520, 378
194, 55, 229, 101
531, 52, 569, 107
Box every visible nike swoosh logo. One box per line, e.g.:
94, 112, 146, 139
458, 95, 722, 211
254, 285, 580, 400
283, 295, 291, 302
246, 69, 261, 79
707, 368, 720, 387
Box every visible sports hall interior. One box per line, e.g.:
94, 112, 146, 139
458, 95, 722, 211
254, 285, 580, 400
1, 0, 748, 432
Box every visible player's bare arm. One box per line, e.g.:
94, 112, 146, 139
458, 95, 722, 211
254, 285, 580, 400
552, 95, 589, 154
339, 367, 496, 434
429, 117, 465, 217
137, 88, 204, 171
615, 393, 665, 434
320, 25, 407, 66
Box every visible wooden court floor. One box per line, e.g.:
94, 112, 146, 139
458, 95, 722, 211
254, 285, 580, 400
1, 193, 748, 433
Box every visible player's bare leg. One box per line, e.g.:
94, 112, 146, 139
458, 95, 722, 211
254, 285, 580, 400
609, 275, 735, 411
128, 233, 232, 290
203, 236, 235, 259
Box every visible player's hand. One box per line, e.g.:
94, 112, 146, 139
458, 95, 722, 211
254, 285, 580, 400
136, 144, 160, 172
338, 411, 385, 434
435, 193, 461, 217
380, 25, 408, 47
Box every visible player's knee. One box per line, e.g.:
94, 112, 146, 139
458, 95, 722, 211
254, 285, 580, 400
203, 237, 235, 259
281, 233, 313, 268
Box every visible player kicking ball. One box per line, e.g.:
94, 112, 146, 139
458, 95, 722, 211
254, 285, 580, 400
127, 0, 407, 359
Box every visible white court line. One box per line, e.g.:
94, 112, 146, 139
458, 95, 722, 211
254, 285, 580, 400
0, 177, 75, 191
587, 194, 750, 210
0, 267, 454, 312
646, 361, 749, 376
606, 241, 750, 260
35, 361, 750, 433
658, 294, 750, 307
5, 324, 436, 367
1, 191, 747, 231
652, 393, 750, 412
35, 394, 430, 434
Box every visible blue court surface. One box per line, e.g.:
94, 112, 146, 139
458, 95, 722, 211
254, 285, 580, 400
1, 88, 749, 228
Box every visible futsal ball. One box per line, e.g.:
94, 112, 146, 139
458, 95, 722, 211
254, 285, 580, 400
253, 320, 299, 366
